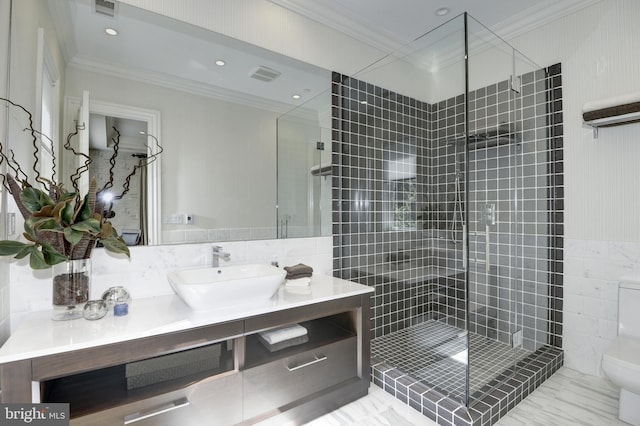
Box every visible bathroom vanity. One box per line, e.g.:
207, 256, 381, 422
0, 275, 373, 425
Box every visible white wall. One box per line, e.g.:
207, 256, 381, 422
509, 0, 640, 241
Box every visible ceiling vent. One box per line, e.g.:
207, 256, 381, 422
94, 0, 117, 18
249, 66, 281, 82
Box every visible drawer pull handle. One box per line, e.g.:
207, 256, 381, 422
286, 355, 328, 372
123, 397, 190, 424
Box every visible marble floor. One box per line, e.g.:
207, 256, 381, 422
304, 367, 627, 425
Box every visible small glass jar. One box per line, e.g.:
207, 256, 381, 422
101, 286, 131, 316
83, 300, 108, 320
52, 259, 91, 321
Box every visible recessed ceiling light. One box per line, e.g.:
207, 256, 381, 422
434, 7, 450, 16
292, 94, 301, 100
215, 59, 226, 67
105, 28, 118, 36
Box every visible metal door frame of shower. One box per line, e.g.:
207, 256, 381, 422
462, 12, 471, 406
462, 12, 538, 408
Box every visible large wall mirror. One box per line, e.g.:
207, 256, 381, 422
8, 0, 332, 246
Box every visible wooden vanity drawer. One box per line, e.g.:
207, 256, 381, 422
242, 336, 357, 420
71, 372, 242, 426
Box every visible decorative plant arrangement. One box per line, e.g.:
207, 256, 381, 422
0, 97, 161, 319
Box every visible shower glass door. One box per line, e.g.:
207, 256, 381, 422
465, 15, 543, 405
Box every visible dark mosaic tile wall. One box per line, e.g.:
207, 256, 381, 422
428, 63, 565, 353
332, 64, 563, 348
331, 63, 564, 425
330, 73, 433, 339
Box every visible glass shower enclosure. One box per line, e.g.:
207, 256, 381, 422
277, 12, 564, 420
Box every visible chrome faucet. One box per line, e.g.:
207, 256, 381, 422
212, 246, 231, 267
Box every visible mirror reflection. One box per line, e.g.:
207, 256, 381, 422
88, 114, 148, 245
11, 0, 332, 246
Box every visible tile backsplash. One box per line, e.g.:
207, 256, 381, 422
8, 237, 333, 330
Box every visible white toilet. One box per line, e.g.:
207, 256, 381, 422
602, 280, 640, 425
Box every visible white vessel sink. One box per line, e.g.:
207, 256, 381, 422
167, 264, 286, 310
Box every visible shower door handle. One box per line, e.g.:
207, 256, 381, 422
485, 224, 490, 273
462, 224, 467, 270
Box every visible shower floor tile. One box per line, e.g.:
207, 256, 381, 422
371, 320, 531, 401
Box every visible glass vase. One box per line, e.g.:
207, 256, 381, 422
52, 259, 91, 321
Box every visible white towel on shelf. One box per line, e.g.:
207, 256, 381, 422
285, 277, 311, 287
259, 324, 308, 345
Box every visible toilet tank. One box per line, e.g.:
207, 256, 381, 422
619, 280, 640, 338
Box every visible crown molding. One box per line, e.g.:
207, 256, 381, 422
268, 0, 406, 53
270, 0, 601, 54
68, 57, 296, 115
491, 0, 602, 40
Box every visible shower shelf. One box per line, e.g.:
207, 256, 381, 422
441, 128, 519, 149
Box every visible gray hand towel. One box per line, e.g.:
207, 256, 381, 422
284, 263, 313, 279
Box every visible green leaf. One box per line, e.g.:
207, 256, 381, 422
15, 245, 35, 260
42, 244, 67, 266
39, 191, 56, 208
77, 194, 92, 222
23, 218, 37, 240
0, 240, 30, 256
60, 201, 74, 225
28, 249, 49, 270
63, 227, 84, 245
100, 236, 131, 258
20, 187, 46, 212
71, 218, 101, 234
34, 218, 62, 231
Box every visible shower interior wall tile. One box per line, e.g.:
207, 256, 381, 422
333, 64, 563, 350
563, 237, 635, 376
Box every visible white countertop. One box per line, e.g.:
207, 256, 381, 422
0, 275, 373, 364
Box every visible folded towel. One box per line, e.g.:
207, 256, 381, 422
258, 324, 308, 345
258, 334, 309, 352
284, 263, 313, 279
285, 277, 311, 287
286, 272, 313, 280
583, 92, 640, 113
582, 92, 640, 124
